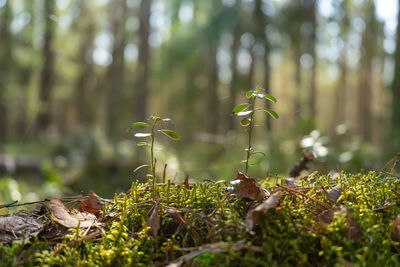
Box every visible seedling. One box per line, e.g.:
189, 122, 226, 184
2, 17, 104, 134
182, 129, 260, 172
130, 115, 180, 196
232, 86, 279, 175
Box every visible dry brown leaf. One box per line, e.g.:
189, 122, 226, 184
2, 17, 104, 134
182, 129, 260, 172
326, 184, 342, 204
245, 192, 283, 231
229, 171, 269, 201
147, 199, 161, 238
79, 191, 106, 216
392, 216, 400, 241
373, 199, 395, 212
49, 199, 100, 229
316, 206, 362, 240
0, 211, 44, 243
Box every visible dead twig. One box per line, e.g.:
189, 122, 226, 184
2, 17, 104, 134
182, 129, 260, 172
289, 151, 316, 177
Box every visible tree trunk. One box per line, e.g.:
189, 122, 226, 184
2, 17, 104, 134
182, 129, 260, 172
293, 45, 302, 123
227, 24, 241, 130
357, 1, 375, 141
106, 0, 127, 137
254, 0, 272, 130
74, 0, 96, 128
134, 0, 152, 121
331, 0, 350, 136
0, 1, 11, 144
36, 0, 56, 135
392, 0, 400, 141
309, 0, 317, 118
206, 47, 219, 133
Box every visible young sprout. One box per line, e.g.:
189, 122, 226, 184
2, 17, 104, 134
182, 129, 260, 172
130, 115, 180, 196
232, 86, 279, 175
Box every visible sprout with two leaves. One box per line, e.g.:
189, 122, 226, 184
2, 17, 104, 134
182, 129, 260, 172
232, 86, 279, 175
130, 115, 180, 196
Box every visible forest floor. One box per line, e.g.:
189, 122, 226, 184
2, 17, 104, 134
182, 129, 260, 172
1, 154, 400, 266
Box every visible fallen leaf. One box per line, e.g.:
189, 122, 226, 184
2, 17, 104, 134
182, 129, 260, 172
80, 191, 106, 216
326, 184, 342, 204
316, 206, 362, 240
0, 211, 44, 243
373, 199, 395, 212
49, 199, 100, 228
392, 216, 400, 241
147, 199, 161, 239
245, 192, 283, 231
228, 171, 269, 201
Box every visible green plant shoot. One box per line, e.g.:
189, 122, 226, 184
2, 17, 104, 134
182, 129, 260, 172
130, 115, 180, 196
232, 86, 279, 175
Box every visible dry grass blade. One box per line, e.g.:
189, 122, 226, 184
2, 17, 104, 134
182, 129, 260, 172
278, 184, 331, 209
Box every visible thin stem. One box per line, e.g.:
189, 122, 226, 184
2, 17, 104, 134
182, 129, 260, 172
150, 124, 156, 198
245, 96, 256, 175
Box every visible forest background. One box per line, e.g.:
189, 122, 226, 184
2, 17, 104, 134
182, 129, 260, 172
0, 0, 399, 203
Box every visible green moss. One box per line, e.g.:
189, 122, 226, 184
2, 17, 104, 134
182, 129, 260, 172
2, 171, 400, 266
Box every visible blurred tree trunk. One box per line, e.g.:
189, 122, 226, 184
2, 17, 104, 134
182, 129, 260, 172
74, 0, 96, 128
356, 1, 376, 141
206, 46, 219, 133
309, 0, 317, 118
0, 0, 11, 144
392, 0, 400, 143
36, 0, 56, 135
106, 0, 127, 137
332, 0, 350, 135
134, 0, 152, 121
293, 44, 302, 123
254, 0, 272, 130
227, 22, 241, 130
248, 49, 255, 89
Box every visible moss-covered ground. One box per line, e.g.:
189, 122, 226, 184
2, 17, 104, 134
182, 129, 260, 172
1, 171, 400, 266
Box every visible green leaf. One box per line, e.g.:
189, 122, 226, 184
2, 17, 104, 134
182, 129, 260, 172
257, 108, 279, 119
237, 110, 253, 117
255, 85, 260, 93
263, 93, 277, 103
133, 164, 150, 173
245, 90, 254, 98
240, 118, 251, 126
253, 93, 277, 103
134, 133, 152, 138
251, 151, 266, 156
158, 130, 181, 140
232, 103, 250, 114
130, 122, 150, 129
162, 118, 175, 126
137, 142, 148, 146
